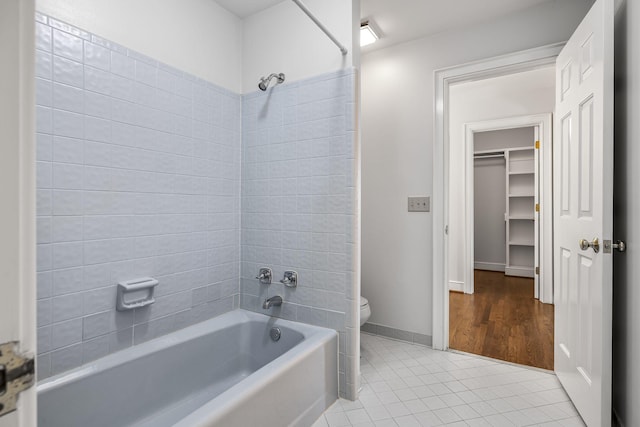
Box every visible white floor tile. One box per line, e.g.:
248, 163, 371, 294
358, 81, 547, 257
395, 388, 419, 402
413, 410, 443, 427
451, 403, 481, 420
385, 402, 412, 418
432, 406, 462, 424
393, 414, 421, 427
421, 396, 448, 411
366, 405, 393, 421
346, 409, 372, 425
325, 411, 351, 427
377, 391, 401, 405
315, 334, 580, 427
374, 419, 399, 427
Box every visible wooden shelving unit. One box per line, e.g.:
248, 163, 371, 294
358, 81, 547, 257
505, 148, 535, 278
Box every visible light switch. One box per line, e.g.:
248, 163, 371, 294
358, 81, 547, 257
408, 196, 430, 212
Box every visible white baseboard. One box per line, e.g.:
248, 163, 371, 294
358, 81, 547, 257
448, 280, 464, 292
505, 266, 535, 278
474, 262, 505, 272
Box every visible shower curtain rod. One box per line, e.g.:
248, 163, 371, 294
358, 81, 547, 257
291, 0, 348, 56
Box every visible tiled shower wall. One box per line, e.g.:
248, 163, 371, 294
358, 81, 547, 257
35, 14, 241, 379
240, 70, 359, 399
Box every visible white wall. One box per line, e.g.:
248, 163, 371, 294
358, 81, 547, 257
613, 1, 640, 425
474, 128, 535, 152
448, 69, 554, 288
35, 0, 243, 92
361, 0, 592, 336
242, 0, 358, 93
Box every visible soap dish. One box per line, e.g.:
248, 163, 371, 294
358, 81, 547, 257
116, 277, 159, 311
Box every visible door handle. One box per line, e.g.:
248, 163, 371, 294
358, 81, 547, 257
579, 238, 600, 253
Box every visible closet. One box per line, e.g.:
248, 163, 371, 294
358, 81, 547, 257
473, 128, 537, 278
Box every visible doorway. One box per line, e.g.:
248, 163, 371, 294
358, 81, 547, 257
449, 121, 554, 369
433, 45, 561, 366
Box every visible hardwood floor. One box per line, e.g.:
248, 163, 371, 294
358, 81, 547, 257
449, 270, 554, 370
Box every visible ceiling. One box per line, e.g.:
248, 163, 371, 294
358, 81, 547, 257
360, 0, 553, 52
215, 0, 559, 51
215, 0, 285, 18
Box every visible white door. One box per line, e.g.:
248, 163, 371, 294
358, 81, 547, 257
553, 0, 614, 425
0, 0, 37, 426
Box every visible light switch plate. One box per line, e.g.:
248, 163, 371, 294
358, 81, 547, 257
408, 196, 430, 212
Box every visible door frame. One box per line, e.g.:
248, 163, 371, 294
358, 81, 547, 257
432, 42, 564, 350
0, 0, 37, 425
463, 114, 553, 303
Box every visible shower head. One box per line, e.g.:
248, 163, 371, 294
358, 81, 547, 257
258, 73, 285, 91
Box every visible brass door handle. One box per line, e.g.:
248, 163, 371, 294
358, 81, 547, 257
579, 238, 600, 253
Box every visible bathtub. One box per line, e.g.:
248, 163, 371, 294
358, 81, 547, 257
37, 309, 338, 427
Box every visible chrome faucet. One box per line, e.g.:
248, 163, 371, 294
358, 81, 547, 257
263, 295, 283, 309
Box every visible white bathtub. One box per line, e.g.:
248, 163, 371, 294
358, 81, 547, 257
37, 309, 338, 427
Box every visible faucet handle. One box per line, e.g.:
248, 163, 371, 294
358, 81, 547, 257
256, 267, 272, 285
280, 270, 297, 288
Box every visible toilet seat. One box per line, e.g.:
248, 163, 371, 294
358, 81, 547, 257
359, 296, 371, 326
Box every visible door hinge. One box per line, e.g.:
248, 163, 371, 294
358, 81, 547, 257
535, 203, 540, 212
535, 266, 540, 275
603, 239, 626, 254
0, 342, 35, 417
535, 140, 540, 149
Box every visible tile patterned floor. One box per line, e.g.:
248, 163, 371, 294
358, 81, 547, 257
313, 333, 585, 427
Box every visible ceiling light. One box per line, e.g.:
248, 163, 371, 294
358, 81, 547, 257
360, 21, 379, 47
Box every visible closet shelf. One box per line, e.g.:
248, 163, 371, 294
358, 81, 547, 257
509, 215, 535, 220
508, 193, 535, 198
508, 171, 535, 175
509, 240, 535, 247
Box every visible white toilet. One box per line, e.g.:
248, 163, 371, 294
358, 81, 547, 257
360, 297, 371, 326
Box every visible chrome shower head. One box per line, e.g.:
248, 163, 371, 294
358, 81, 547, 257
258, 73, 285, 91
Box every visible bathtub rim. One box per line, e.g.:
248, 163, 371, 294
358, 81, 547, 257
175, 314, 338, 426
36, 308, 336, 394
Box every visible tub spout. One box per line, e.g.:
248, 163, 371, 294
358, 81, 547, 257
263, 295, 283, 309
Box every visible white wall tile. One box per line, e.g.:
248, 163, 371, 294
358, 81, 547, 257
36, 15, 249, 381
52, 216, 83, 243
50, 343, 83, 375
52, 56, 83, 88
111, 51, 136, 79
36, 106, 53, 134
36, 50, 53, 80
52, 242, 84, 269
84, 41, 110, 71
37, 133, 53, 161
53, 163, 83, 189
84, 116, 112, 143
84, 66, 112, 95
53, 136, 83, 164
53, 109, 84, 139
53, 29, 84, 62
53, 267, 84, 296
51, 318, 83, 349
36, 78, 53, 107
84, 90, 111, 119
53, 82, 83, 113
36, 22, 52, 52
52, 293, 84, 322
52, 190, 83, 215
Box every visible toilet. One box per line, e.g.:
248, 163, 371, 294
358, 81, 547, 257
360, 297, 371, 326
